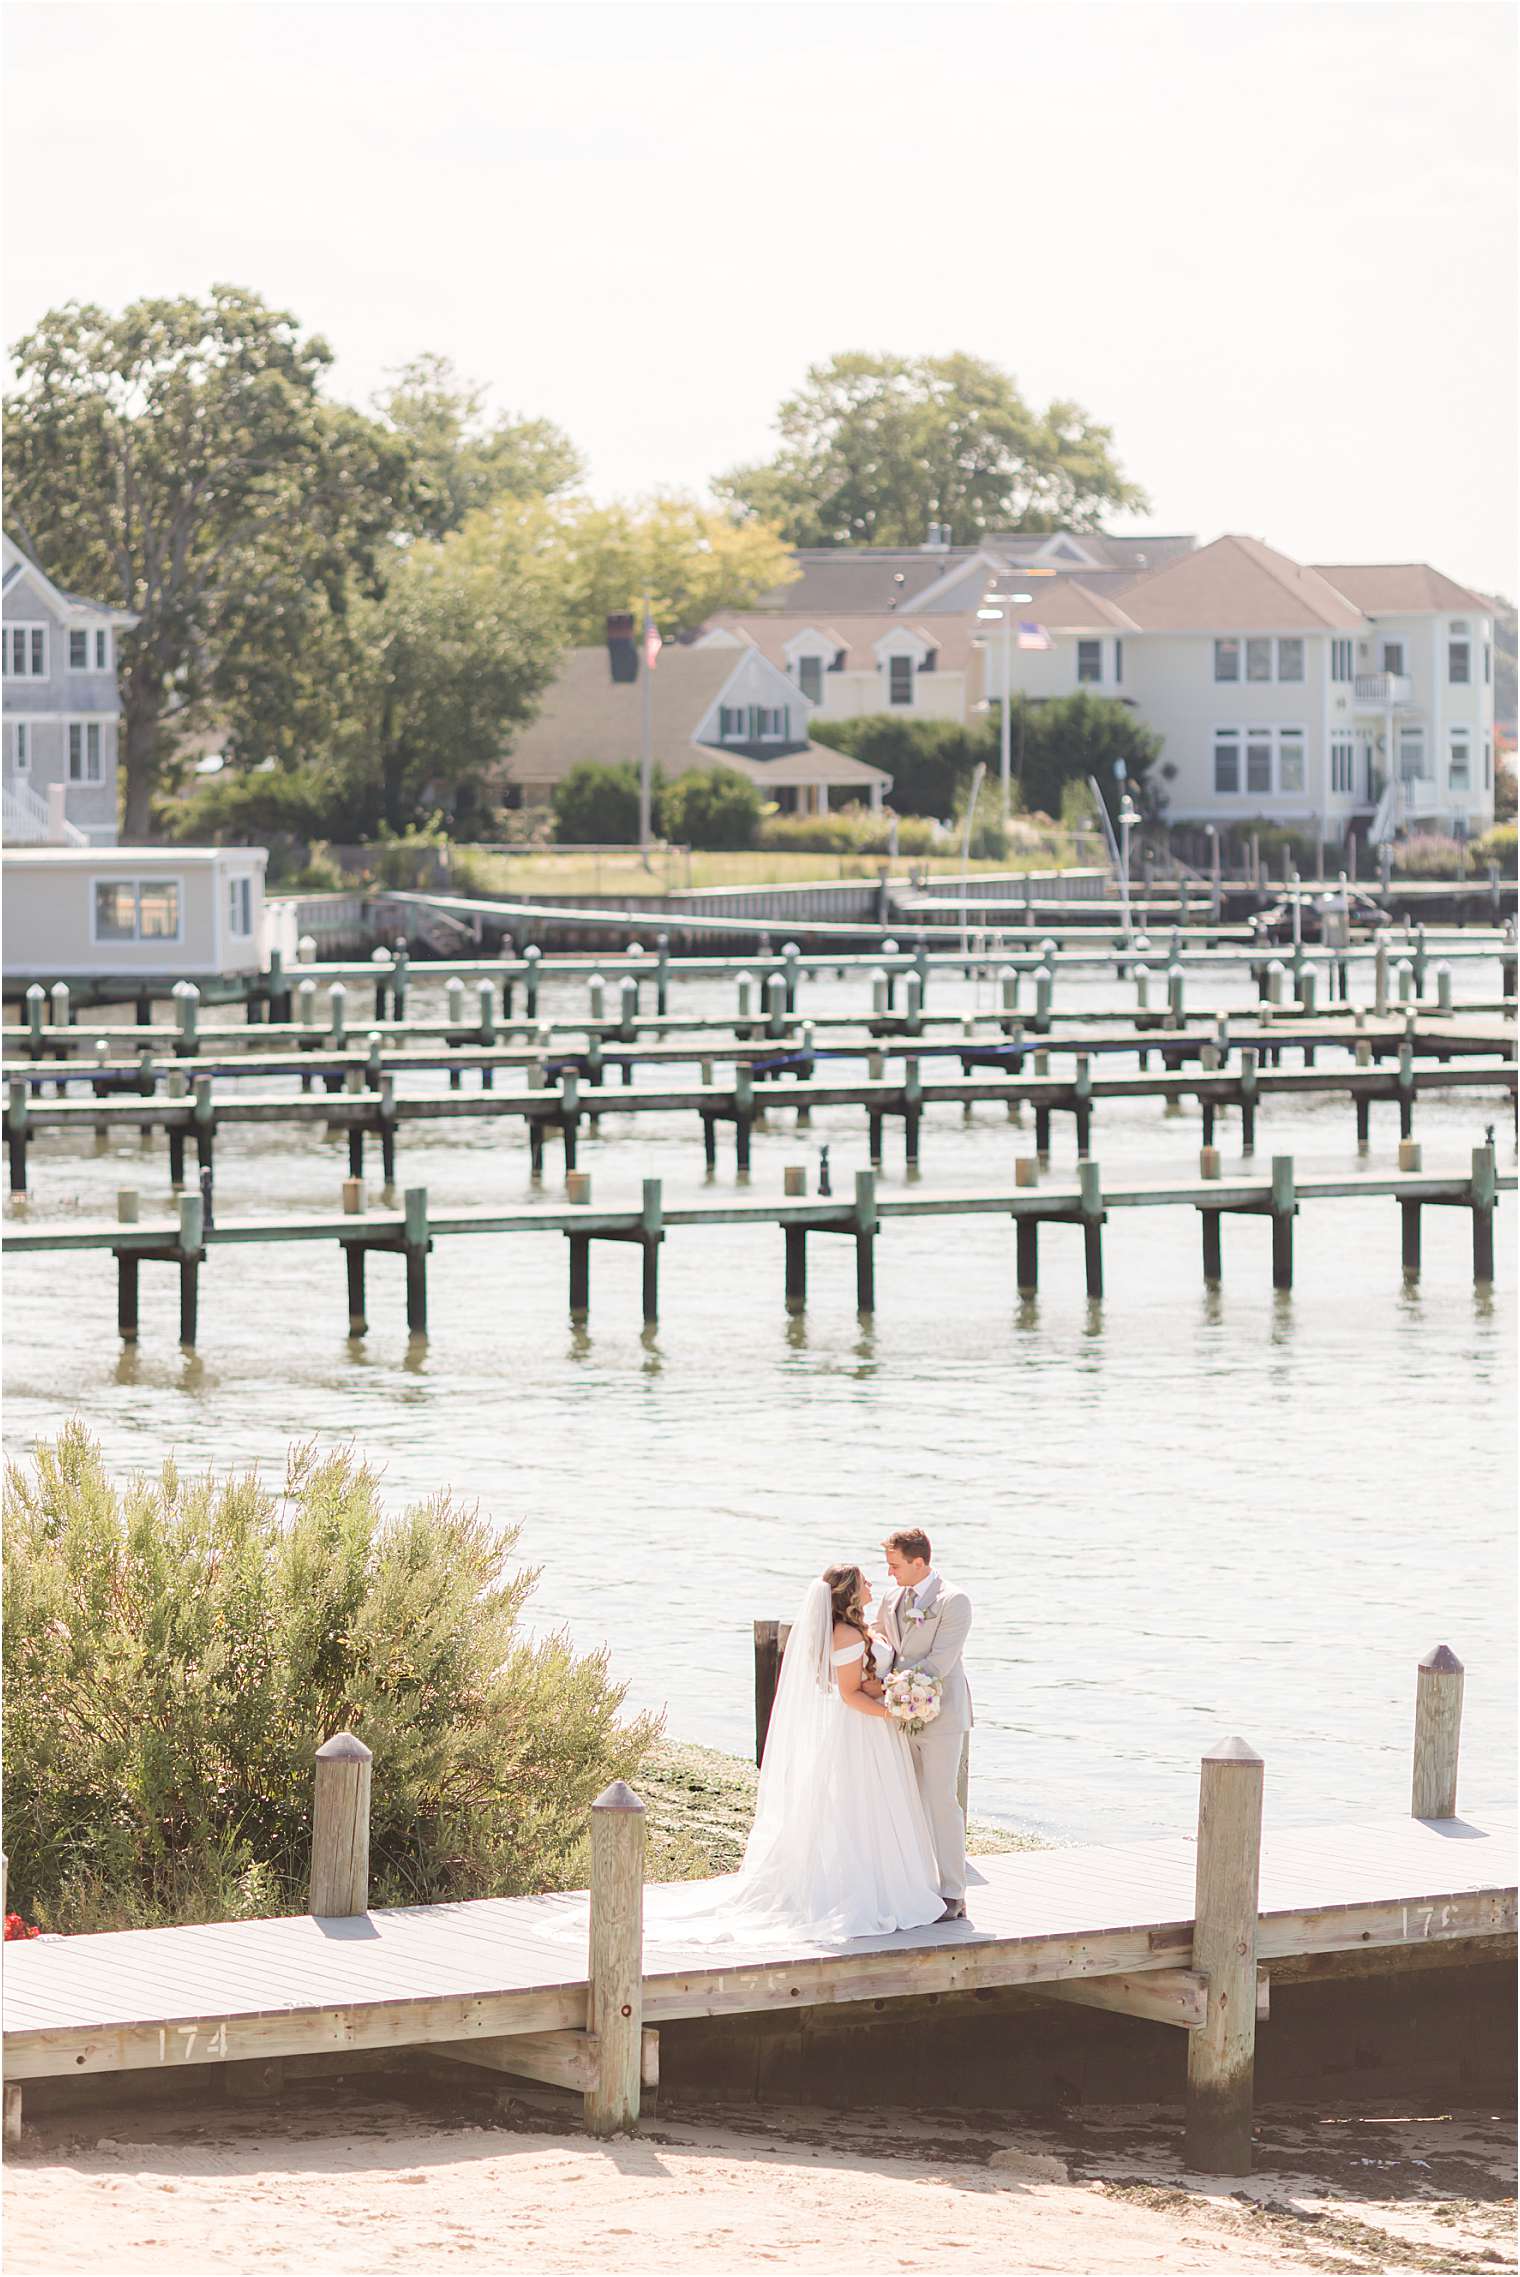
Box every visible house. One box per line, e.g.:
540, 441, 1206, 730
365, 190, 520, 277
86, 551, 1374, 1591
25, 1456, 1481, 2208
501, 636, 889, 817
1, 845, 277, 983
708, 527, 1497, 841
2, 533, 137, 846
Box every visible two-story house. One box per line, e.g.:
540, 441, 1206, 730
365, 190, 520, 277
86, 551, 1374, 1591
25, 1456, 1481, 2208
2, 533, 135, 846
501, 631, 889, 815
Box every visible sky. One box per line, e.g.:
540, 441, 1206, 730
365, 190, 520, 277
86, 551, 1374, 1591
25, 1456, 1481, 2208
4, 0, 1516, 595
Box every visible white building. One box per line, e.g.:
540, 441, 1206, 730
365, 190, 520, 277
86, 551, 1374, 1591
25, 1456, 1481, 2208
710, 530, 1499, 841
1, 846, 274, 982
2, 533, 136, 846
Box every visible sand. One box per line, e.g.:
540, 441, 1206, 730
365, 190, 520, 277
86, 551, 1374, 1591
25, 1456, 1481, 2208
4, 2082, 1513, 2277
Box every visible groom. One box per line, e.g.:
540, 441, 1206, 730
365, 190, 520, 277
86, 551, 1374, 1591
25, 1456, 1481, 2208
873, 1528, 973, 1922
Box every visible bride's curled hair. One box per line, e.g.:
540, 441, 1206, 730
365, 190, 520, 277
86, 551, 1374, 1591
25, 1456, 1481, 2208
823, 1563, 873, 1667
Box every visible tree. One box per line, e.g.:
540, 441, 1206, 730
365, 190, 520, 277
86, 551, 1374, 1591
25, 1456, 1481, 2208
336, 512, 566, 834
498, 492, 795, 642
659, 766, 762, 850
552, 763, 643, 844
717, 351, 1147, 547
807, 716, 976, 818
3, 288, 417, 838
1015, 693, 1162, 822
376, 354, 582, 541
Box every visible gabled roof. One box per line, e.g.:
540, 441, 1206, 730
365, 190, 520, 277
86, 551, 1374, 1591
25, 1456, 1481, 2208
752, 546, 987, 616
985, 576, 1141, 633
1, 530, 138, 626
707, 613, 986, 673
1118, 534, 1364, 632
1308, 564, 1496, 617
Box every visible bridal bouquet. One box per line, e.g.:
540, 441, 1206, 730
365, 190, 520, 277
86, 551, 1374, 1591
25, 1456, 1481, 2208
883, 1668, 942, 1734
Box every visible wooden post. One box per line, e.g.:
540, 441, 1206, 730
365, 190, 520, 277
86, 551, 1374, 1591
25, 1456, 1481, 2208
117, 1249, 140, 1341
177, 1191, 203, 1347
1471, 1143, 1497, 1283
1185, 1737, 1264, 2174
1078, 1157, 1104, 1298
1016, 1215, 1038, 1295
784, 1226, 807, 1311
309, 1732, 372, 1917
345, 1242, 367, 1335
753, 1619, 792, 1763
1401, 1199, 1421, 1274
403, 1186, 429, 1335
569, 1234, 590, 1319
1269, 1156, 1295, 1290
584, 1780, 646, 2137
1201, 1206, 1223, 1283
6, 1078, 28, 1195
1411, 1645, 1463, 1819
854, 1168, 877, 1312
641, 1178, 662, 1325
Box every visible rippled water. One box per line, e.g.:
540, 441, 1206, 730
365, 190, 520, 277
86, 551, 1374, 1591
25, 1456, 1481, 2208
4, 965, 1514, 1843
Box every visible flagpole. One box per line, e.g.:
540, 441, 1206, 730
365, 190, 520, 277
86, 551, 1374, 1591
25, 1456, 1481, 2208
1000, 612, 1012, 826
639, 589, 653, 866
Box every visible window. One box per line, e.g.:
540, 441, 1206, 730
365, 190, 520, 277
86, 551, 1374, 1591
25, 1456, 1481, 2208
1397, 727, 1425, 783
752, 706, 786, 740
1245, 734, 1272, 793
3, 625, 47, 678
1448, 732, 1471, 791
1076, 640, 1102, 684
228, 876, 253, 937
96, 628, 109, 669
10, 721, 31, 774
68, 722, 103, 782
1331, 639, 1353, 682
1381, 639, 1405, 675
1213, 731, 1240, 794
1331, 737, 1355, 794
93, 879, 182, 944
1484, 643, 1492, 684
1484, 739, 1493, 788
1246, 638, 1273, 683
1449, 639, 1470, 684
797, 655, 823, 702
1214, 638, 1240, 682
1278, 730, 1305, 793
887, 655, 914, 704
719, 705, 746, 740
1277, 638, 1304, 683
69, 629, 89, 669
1113, 639, 1123, 684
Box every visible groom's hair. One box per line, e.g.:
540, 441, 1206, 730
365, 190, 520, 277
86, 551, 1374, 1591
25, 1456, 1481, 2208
885, 1527, 931, 1566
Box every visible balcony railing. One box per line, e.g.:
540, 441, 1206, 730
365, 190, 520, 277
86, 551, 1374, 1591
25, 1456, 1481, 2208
1354, 672, 1415, 706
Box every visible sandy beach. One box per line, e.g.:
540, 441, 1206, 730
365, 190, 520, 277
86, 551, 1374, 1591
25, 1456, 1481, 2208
4, 2081, 1513, 2277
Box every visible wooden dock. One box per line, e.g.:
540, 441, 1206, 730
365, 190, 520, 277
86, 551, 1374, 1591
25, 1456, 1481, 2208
3, 1648, 1512, 2174
3, 1152, 1508, 1342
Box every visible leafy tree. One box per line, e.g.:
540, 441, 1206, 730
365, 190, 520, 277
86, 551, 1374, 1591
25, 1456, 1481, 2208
3, 287, 416, 838
808, 715, 976, 818
499, 492, 795, 642
376, 353, 582, 541
810, 695, 1159, 822
717, 351, 1147, 547
336, 512, 566, 834
658, 765, 762, 850
552, 762, 643, 844
1017, 692, 1162, 822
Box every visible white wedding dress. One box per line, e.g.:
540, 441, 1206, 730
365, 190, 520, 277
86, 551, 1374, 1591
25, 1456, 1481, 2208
636, 1577, 947, 1949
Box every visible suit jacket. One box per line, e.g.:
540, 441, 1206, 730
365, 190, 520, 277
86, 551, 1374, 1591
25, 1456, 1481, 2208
876, 1575, 973, 1732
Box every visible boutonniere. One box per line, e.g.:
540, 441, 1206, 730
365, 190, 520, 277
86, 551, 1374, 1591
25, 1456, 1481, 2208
905, 1603, 931, 1625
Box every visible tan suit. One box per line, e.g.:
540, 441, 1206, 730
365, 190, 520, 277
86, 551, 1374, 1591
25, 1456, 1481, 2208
877, 1575, 972, 1906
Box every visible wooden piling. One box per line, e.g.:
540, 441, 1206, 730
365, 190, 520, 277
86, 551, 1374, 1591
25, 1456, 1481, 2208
584, 1781, 646, 2137
1016, 1216, 1038, 1295
178, 1192, 203, 1346
1471, 1143, 1497, 1282
309, 1733, 373, 1918
854, 1168, 877, 1311
784, 1226, 807, 1311
1270, 1156, 1295, 1290
1411, 1646, 1463, 1819
1185, 1736, 1264, 2174
641, 1178, 662, 1323
345, 1243, 367, 1336
403, 1187, 429, 1334
1078, 1158, 1105, 1298
753, 1619, 792, 1762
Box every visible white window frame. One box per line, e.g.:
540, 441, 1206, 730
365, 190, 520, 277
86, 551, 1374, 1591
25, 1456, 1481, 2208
1276, 638, 1305, 684
1277, 727, 1306, 793
95, 626, 111, 671
1245, 637, 1273, 684
1214, 638, 1241, 683
8, 718, 40, 774
1397, 726, 1426, 783
1211, 724, 1312, 800
1448, 730, 1471, 792
1212, 729, 1240, 794
67, 718, 107, 783
1448, 637, 1470, 685
1330, 737, 1355, 795
718, 705, 746, 741
1381, 638, 1405, 675
886, 654, 914, 705
228, 875, 254, 938
752, 705, 787, 741
3, 622, 49, 679
1076, 639, 1102, 685
796, 654, 824, 703
1331, 638, 1354, 682
91, 876, 185, 947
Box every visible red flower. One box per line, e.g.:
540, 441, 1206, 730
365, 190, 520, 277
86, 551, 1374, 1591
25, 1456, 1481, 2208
3, 1913, 40, 1941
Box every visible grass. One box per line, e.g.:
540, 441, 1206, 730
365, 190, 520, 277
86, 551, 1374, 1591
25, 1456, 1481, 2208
454, 843, 1083, 899
638, 1737, 1048, 1881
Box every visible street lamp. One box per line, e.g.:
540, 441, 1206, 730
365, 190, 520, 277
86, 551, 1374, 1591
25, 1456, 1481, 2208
976, 587, 1034, 825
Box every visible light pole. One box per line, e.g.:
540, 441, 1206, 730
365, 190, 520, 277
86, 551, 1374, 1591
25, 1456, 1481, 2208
975, 588, 1034, 825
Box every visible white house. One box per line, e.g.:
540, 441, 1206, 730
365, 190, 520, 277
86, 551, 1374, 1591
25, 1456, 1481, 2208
2, 532, 136, 846
1, 845, 273, 982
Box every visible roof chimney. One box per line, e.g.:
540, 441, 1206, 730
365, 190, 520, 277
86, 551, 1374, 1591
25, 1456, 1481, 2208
924, 522, 950, 551
606, 612, 637, 683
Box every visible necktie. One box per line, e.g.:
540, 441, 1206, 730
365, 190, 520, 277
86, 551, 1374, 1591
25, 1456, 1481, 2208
905, 1586, 916, 1612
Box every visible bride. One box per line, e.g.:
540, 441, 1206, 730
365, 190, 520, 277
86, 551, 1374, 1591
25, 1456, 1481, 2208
639, 1563, 947, 1947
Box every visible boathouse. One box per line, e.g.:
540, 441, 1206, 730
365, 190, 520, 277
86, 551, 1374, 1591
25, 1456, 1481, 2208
2, 845, 280, 984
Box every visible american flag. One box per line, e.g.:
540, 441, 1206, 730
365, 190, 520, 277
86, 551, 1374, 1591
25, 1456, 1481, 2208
644, 619, 662, 670
1017, 621, 1051, 651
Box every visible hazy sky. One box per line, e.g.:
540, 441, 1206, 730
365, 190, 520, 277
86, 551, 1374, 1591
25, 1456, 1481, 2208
5, 1, 1516, 593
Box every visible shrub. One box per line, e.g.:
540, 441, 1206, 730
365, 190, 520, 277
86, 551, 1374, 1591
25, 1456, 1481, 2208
809, 716, 979, 817
756, 808, 940, 856
1391, 832, 1467, 879
1472, 821, 1517, 877
2, 1429, 659, 1932
657, 766, 762, 850
552, 762, 643, 844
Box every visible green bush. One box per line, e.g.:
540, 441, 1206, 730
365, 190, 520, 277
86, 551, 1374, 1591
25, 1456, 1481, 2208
657, 766, 762, 850
1472, 821, 1517, 877
757, 807, 939, 856
552, 762, 644, 844
2, 1429, 659, 1932
808, 716, 979, 817
1391, 833, 1468, 879
812, 697, 1160, 826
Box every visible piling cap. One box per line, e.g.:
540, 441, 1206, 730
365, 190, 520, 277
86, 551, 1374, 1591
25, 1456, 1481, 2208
591, 1779, 646, 1814
317, 1732, 373, 1762
1420, 1644, 1463, 1674
1202, 1735, 1263, 1765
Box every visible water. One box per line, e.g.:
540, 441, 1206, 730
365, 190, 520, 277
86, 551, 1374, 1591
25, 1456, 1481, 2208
5, 967, 1514, 1844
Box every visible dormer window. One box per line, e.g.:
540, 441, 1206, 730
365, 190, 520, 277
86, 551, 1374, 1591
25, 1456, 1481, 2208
797, 656, 823, 702
888, 655, 914, 704
719, 705, 746, 741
